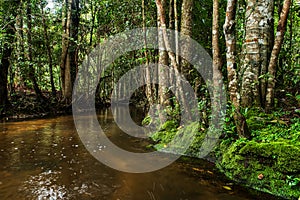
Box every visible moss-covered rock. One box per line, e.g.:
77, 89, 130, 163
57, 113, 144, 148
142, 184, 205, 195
151, 121, 207, 157
217, 139, 300, 199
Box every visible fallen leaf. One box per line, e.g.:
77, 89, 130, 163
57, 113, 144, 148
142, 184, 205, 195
223, 186, 232, 191
192, 168, 204, 172
258, 173, 264, 180
207, 170, 214, 175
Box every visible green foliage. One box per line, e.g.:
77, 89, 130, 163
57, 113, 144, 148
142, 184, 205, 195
276, 1, 300, 98
142, 115, 152, 126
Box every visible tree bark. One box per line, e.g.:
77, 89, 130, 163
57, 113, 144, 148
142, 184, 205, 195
224, 0, 250, 138
180, 0, 194, 78
266, 0, 291, 112
240, 0, 274, 108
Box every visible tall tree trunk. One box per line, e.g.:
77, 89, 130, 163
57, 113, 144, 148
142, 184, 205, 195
60, 0, 73, 101
179, 0, 194, 117
70, 0, 80, 85
41, 5, 56, 97
156, 0, 170, 122
143, 0, 154, 105
240, 0, 274, 108
157, 0, 169, 89
266, 0, 291, 111
212, 0, 222, 93
224, 0, 250, 138
0, 22, 15, 110
26, 0, 44, 100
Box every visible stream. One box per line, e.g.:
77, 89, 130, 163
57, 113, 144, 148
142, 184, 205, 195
0, 106, 281, 200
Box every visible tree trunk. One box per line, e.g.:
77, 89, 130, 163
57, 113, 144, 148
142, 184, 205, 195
266, 0, 291, 112
143, 0, 154, 105
41, 5, 56, 97
224, 0, 250, 138
180, 0, 194, 81
27, 0, 44, 100
0, 22, 15, 110
240, 0, 274, 108
60, 0, 73, 101
70, 0, 80, 85
212, 0, 222, 95
156, 0, 169, 106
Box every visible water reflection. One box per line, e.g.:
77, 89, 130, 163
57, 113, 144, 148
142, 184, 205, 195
0, 107, 281, 200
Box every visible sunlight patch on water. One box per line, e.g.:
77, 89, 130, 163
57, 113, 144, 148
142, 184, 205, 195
19, 170, 68, 200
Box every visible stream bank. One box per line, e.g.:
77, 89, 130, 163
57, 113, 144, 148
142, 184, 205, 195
146, 109, 300, 199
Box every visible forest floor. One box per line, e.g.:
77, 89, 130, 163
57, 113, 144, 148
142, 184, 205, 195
0, 92, 70, 121
0, 89, 111, 122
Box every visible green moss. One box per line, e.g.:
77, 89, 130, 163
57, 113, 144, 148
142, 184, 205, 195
218, 139, 300, 199
151, 121, 207, 157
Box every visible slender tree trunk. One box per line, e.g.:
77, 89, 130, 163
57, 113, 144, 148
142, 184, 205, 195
266, 0, 291, 111
174, 0, 179, 64
212, 0, 222, 91
60, 0, 73, 101
156, 0, 169, 108
41, 5, 56, 97
240, 0, 274, 108
70, 0, 80, 85
174, 0, 179, 97
143, 0, 154, 105
224, 0, 250, 138
27, 0, 44, 100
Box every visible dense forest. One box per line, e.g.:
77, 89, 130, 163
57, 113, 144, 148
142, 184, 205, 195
1, 0, 300, 199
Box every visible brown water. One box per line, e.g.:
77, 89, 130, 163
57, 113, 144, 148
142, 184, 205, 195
0, 107, 281, 200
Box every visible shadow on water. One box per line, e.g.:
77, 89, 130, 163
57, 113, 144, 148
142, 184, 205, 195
0, 106, 282, 200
